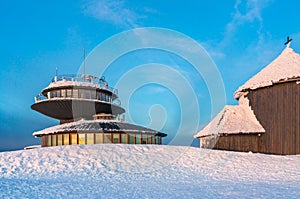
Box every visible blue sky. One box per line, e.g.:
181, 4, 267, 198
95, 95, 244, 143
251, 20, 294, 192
1, 0, 300, 151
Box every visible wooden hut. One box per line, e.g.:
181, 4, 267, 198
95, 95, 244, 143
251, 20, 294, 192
194, 44, 300, 155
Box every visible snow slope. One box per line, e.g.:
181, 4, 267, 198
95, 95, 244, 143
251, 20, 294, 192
0, 145, 299, 198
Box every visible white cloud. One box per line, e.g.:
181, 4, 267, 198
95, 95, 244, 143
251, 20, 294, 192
221, 0, 271, 49
82, 0, 155, 28
82, 0, 138, 28
201, 0, 276, 62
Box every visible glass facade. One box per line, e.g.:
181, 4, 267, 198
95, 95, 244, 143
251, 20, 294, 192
147, 135, 152, 144
73, 89, 78, 98
42, 133, 163, 147
66, 89, 72, 98
78, 134, 85, 145
47, 89, 111, 102
57, 134, 62, 146
61, 90, 66, 98
121, 134, 127, 144
70, 133, 77, 145
135, 134, 141, 144
86, 90, 91, 99
95, 133, 103, 144
79, 89, 84, 98
52, 135, 56, 146
104, 133, 111, 143
129, 134, 135, 144
142, 134, 147, 144
63, 134, 69, 145
113, 134, 119, 143
91, 91, 96, 100
47, 135, 51, 146
86, 133, 94, 144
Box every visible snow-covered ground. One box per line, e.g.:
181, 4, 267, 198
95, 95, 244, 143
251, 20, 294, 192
0, 145, 299, 198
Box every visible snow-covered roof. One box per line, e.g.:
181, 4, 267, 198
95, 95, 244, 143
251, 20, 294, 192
33, 119, 166, 136
194, 105, 265, 138
43, 81, 111, 92
234, 46, 300, 99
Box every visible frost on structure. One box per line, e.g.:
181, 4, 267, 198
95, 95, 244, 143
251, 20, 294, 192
33, 119, 159, 136
44, 81, 109, 91
234, 46, 300, 99
194, 103, 265, 138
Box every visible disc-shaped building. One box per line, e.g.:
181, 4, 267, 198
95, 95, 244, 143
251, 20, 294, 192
32, 74, 166, 147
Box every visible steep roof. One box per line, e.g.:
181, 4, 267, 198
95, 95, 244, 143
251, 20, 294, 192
33, 119, 167, 137
234, 46, 300, 99
194, 105, 265, 138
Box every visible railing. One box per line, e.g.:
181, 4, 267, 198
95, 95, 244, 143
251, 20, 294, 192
52, 74, 118, 95
34, 94, 122, 106
34, 93, 47, 102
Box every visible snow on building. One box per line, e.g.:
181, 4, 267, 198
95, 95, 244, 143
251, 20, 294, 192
195, 43, 300, 155
31, 74, 166, 147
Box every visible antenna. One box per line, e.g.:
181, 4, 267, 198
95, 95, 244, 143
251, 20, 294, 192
55, 67, 58, 77
83, 48, 86, 76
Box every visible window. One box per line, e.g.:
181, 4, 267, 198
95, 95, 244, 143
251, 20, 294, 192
70, 134, 77, 145
56, 90, 60, 97
57, 134, 62, 146
47, 135, 51, 146
86, 90, 91, 99
129, 134, 135, 144
79, 89, 85, 98
63, 134, 69, 145
51, 135, 57, 146
152, 135, 155, 144
97, 92, 101, 100
102, 93, 105, 101
78, 134, 85, 145
91, 90, 96, 99
66, 89, 72, 98
113, 134, 119, 143
156, 136, 161, 145
141, 135, 147, 144
95, 133, 103, 144
86, 134, 94, 144
147, 135, 152, 144
104, 133, 111, 143
121, 134, 127, 144
73, 89, 79, 98
61, 89, 66, 98
48, 91, 56, 98
136, 134, 141, 144
52, 91, 57, 98
106, 95, 109, 102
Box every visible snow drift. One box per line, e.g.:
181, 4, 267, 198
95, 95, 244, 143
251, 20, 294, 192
0, 145, 299, 198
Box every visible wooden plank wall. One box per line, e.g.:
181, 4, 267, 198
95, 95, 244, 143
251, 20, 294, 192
247, 81, 300, 155
213, 135, 260, 153
201, 81, 300, 155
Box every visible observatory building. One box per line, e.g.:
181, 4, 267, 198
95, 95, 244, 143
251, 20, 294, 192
32, 74, 166, 147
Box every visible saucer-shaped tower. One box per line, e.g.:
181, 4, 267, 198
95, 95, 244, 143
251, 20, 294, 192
32, 74, 166, 147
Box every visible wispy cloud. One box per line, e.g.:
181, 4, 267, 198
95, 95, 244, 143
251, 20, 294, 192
82, 0, 153, 28
221, 0, 271, 49
202, 0, 276, 64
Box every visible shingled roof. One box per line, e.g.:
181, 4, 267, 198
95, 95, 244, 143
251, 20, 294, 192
234, 46, 300, 99
33, 119, 166, 137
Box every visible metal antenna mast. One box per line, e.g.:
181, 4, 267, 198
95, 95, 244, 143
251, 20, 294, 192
83, 48, 86, 76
